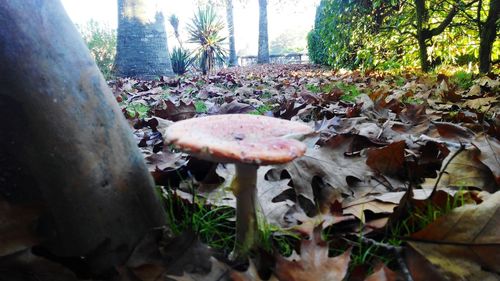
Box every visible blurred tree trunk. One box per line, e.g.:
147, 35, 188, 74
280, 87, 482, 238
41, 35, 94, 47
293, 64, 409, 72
226, 0, 238, 66
479, 0, 500, 73
0, 0, 167, 274
257, 0, 270, 64
414, 0, 462, 72
114, 0, 174, 79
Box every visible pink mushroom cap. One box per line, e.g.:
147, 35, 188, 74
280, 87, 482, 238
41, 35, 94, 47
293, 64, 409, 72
165, 114, 314, 165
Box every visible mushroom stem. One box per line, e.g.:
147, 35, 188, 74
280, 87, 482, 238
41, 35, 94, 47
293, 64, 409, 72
232, 163, 259, 259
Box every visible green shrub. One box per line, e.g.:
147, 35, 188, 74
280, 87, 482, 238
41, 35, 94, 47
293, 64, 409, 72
307, 0, 329, 65
307, 30, 329, 65
171, 47, 194, 75
77, 20, 116, 80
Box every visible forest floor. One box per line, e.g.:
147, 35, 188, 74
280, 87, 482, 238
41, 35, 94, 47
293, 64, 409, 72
112, 64, 499, 281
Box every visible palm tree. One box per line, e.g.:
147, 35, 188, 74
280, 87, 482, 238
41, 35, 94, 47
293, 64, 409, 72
187, 6, 227, 75
168, 14, 183, 48
257, 0, 270, 64
114, 0, 174, 79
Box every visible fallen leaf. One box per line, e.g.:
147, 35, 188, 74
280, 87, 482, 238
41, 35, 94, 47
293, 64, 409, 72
366, 141, 406, 177
154, 100, 196, 121
275, 225, 351, 281
406, 191, 500, 280
364, 263, 400, 281
431, 146, 498, 192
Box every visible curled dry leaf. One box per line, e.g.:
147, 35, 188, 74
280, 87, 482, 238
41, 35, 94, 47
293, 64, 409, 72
406, 191, 500, 281
472, 134, 500, 185
431, 146, 498, 192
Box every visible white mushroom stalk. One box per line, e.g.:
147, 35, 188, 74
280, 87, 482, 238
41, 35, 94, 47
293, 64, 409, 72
233, 163, 259, 257
165, 114, 314, 260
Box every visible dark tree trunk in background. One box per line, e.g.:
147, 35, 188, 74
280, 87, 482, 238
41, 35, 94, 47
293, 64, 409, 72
414, 0, 431, 72
0, 0, 167, 274
115, 0, 174, 79
226, 0, 238, 66
479, 0, 500, 73
413, 0, 461, 72
257, 0, 270, 64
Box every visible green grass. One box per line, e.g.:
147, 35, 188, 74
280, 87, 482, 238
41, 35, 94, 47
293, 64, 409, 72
250, 104, 273, 115
260, 91, 272, 99
451, 71, 474, 89
321, 83, 335, 93
395, 76, 406, 87
259, 218, 300, 256
160, 187, 298, 255
194, 100, 208, 113
306, 83, 321, 93
125, 102, 150, 118
337, 82, 361, 102
307, 82, 361, 102
402, 96, 424, 105
161, 187, 235, 250
387, 190, 468, 246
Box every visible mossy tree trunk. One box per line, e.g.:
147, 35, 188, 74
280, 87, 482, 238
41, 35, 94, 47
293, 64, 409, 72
114, 0, 174, 79
0, 0, 167, 274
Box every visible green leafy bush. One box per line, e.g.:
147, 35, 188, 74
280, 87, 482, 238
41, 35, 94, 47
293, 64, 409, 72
307, 0, 329, 65
77, 20, 116, 79
307, 29, 328, 65
309, 0, 500, 71
171, 47, 194, 75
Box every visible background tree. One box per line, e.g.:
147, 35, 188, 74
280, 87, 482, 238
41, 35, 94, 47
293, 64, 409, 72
187, 6, 227, 74
0, 0, 167, 274
198, 0, 239, 67
169, 14, 183, 48
77, 20, 117, 79
309, 0, 499, 72
413, 0, 473, 72
257, 0, 270, 63
114, 0, 174, 79
479, 0, 500, 73
226, 0, 238, 66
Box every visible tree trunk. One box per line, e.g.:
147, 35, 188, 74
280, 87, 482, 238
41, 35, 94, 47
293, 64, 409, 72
417, 31, 431, 72
413, 0, 462, 72
414, 0, 431, 72
257, 0, 270, 64
0, 0, 167, 274
479, 0, 500, 73
115, 0, 174, 79
226, 0, 238, 66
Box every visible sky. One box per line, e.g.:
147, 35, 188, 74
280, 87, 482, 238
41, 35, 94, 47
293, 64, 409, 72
60, 0, 320, 56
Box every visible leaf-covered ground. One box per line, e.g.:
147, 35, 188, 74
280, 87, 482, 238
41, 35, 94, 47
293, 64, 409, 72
6, 65, 496, 280
111, 64, 500, 281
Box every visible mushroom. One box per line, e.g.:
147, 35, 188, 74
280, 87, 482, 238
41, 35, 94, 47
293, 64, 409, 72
165, 114, 314, 259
